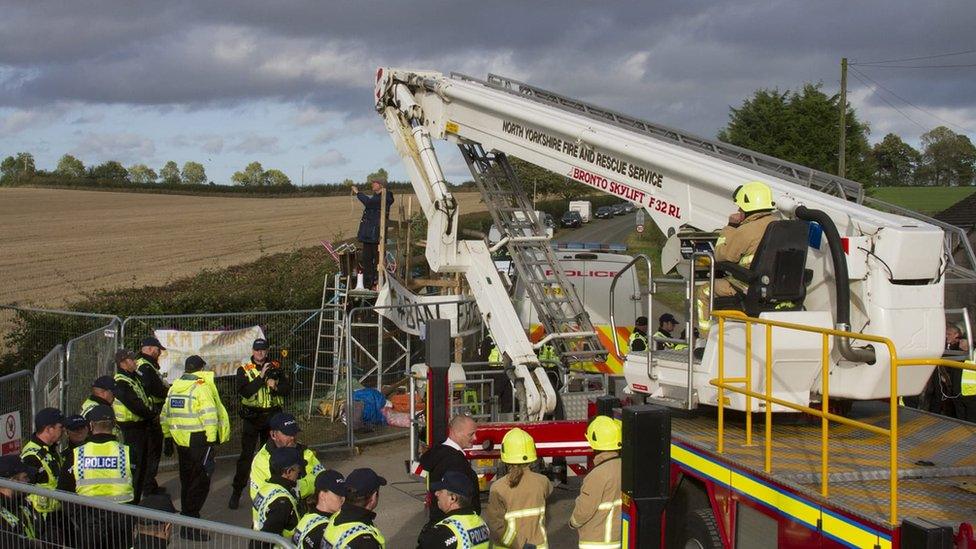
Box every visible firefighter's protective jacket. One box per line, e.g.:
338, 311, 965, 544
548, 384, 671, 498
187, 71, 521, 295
484, 469, 552, 549
714, 211, 779, 287
570, 452, 622, 548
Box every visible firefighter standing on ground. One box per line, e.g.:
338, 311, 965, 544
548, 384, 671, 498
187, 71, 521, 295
696, 180, 779, 334
136, 336, 169, 497
160, 354, 230, 540
417, 470, 490, 549
248, 412, 324, 503
231, 337, 293, 509
292, 469, 346, 549
484, 428, 552, 549
113, 348, 156, 504
571, 416, 623, 549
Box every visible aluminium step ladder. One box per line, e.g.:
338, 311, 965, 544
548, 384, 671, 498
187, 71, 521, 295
459, 142, 606, 366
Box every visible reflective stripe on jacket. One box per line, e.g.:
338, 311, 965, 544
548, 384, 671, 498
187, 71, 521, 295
714, 211, 779, 290
112, 372, 150, 423
249, 443, 324, 500
21, 439, 62, 514
160, 371, 230, 446
962, 361, 976, 396
571, 452, 622, 548
252, 483, 298, 538
240, 363, 283, 409
484, 469, 552, 549
323, 518, 387, 548
72, 440, 133, 503
292, 512, 332, 548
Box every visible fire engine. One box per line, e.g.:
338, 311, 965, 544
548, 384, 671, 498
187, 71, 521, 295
375, 68, 976, 547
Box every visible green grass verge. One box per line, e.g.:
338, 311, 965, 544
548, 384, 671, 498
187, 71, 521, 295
624, 226, 686, 312
866, 186, 976, 215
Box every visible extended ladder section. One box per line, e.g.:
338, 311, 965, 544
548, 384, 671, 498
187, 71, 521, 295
453, 72, 976, 282
460, 143, 605, 365
307, 273, 348, 418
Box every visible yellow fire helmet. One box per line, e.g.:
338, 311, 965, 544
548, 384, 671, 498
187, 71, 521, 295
500, 427, 538, 464
586, 415, 622, 451
732, 181, 775, 213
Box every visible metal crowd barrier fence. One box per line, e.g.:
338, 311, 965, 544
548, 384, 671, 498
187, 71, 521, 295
32, 345, 63, 412
63, 318, 120, 416
0, 477, 295, 548
0, 306, 118, 377
0, 369, 35, 446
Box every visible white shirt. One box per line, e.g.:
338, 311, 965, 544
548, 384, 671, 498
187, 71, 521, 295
443, 437, 462, 452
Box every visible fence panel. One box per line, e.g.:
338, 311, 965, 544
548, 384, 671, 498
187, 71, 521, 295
121, 310, 353, 457
63, 318, 120, 415
0, 305, 118, 377
0, 477, 295, 548
32, 344, 64, 412
0, 370, 34, 454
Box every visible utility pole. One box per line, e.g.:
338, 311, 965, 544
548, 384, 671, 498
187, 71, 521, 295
838, 57, 848, 178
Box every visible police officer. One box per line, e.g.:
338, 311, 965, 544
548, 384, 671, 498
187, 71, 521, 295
652, 313, 680, 351
82, 375, 116, 415
536, 343, 558, 366
571, 416, 623, 549
248, 412, 323, 502
324, 467, 387, 548
231, 337, 292, 509
292, 469, 346, 549
136, 336, 169, 497
113, 348, 156, 504
61, 405, 135, 549
484, 428, 552, 549
628, 317, 649, 352
63, 415, 90, 456
252, 446, 304, 539
0, 455, 36, 545
696, 180, 779, 334
159, 355, 230, 540
417, 470, 490, 549
21, 408, 65, 522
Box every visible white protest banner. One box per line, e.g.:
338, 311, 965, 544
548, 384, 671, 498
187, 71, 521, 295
155, 326, 266, 379
375, 276, 482, 337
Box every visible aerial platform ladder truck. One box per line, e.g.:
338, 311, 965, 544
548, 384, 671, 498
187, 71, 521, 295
375, 68, 976, 548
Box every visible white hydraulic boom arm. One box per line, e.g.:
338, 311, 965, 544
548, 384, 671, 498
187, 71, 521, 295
374, 68, 958, 406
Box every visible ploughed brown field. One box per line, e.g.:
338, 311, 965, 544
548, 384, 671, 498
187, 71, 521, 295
0, 187, 487, 306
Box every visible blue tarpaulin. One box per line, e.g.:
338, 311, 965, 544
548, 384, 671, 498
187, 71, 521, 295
353, 388, 388, 425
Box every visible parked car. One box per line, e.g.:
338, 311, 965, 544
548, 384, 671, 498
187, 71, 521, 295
611, 203, 627, 216
542, 212, 556, 229
622, 202, 636, 213
594, 206, 615, 219
561, 210, 584, 228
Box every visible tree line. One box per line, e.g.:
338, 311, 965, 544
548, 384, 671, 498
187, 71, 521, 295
0, 154, 296, 187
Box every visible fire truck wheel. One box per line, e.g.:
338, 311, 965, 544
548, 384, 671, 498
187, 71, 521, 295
682, 508, 722, 549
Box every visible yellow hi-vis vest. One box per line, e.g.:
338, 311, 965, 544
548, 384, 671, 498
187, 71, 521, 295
240, 362, 283, 409
21, 439, 62, 514
72, 440, 134, 503
499, 506, 548, 549
537, 344, 558, 366
962, 361, 976, 397
323, 515, 386, 548
578, 498, 624, 549
488, 346, 502, 366
249, 443, 323, 500
160, 371, 231, 447
437, 512, 490, 549
292, 512, 332, 547
627, 331, 648, 351
252, 482, 298, 538
136, 356, 166, 408
81, 397, 122, 438
112, 372, 150, 423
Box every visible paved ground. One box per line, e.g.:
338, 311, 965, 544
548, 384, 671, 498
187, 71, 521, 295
555, 211, 638, 245
158, 437, 585, 547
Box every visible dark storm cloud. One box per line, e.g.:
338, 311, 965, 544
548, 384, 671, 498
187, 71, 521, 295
1, 0, 974, 137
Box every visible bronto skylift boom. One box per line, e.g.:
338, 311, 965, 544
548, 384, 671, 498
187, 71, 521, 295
375, 68, 948, 413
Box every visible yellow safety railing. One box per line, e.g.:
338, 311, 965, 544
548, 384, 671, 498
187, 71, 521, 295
709, 310, 976, 526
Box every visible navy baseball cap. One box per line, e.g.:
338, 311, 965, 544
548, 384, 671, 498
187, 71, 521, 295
269, 446, 306, 474
430, 470, 473, 499
34, 407, 65, 429
252, 338, 270, 350
92, 375, 117, 391
64, 414, 89, 431
635, 316, 648, 327
86, 405, 115, 422
345, 468, 387, 494
269, 412, 301, 436
0, 455, 35, 480
659, 313, 677, 324
140, 337, 166, 350
114, 349, 136, 364
315, 470, 347, 496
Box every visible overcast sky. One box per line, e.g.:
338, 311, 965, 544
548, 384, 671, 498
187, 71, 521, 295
2, 1, 974, 184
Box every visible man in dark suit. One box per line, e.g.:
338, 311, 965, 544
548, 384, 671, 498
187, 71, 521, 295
352, 179, 394, 290
419, 414, 480, 524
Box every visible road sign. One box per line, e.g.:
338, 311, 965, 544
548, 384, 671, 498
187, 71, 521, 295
637, 224, 645, 234
1, 411, 22, 456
